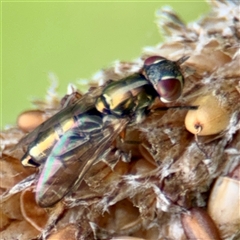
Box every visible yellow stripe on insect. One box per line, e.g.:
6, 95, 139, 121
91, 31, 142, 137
29, 117, 75, 160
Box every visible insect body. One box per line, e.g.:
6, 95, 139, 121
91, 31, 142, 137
17, 56, 186, 207
96, 73, 158, 121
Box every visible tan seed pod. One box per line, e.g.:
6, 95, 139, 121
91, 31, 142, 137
111, 237, 145, 240
47, 224, 78, 240
0, 209, 11, 230
17, 110, 47, 132
0, 220, 40, 240
130, 158, 156, 175
181, 208, 221, 240
0, 193, 24, 220
184, 94, 231, 136
207, 166, 240, 238
186, 43, 232, 74
0, 155, 35, 190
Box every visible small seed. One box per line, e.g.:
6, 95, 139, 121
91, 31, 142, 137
181, 208, 221, 240
208, 173, 240, 238
17, 110, 47, 132
185, 94, 231, 136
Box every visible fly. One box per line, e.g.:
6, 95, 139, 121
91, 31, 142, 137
15, 56, 188, 207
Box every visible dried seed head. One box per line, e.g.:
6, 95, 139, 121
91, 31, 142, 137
1, 1, 240, 239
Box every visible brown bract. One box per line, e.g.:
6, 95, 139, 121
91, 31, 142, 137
1, 1, 240, 239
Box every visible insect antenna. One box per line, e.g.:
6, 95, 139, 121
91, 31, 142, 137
176, 55, 190, 65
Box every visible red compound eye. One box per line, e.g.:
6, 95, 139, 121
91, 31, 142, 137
144, 56, 165, 66
157, 78, 182, 102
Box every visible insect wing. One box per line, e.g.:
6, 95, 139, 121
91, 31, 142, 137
16, 87, 105, 167
14, 86, 104, 151
35, 116, 128, 207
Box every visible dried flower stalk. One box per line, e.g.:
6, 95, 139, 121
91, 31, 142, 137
1, 1, 240, 240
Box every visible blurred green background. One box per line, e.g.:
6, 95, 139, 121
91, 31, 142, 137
1, 1, 209, 128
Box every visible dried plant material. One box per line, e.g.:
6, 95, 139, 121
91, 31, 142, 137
181, 208, 221, 240
138, 144, 158, 167
229, 164, 240, 180
1, 1, 240, 240
0, 193, 23, 220
129, 158, 156, 175
0, 209, 11, 230
111, 237, 145, 240
186, 46, 232, 74
0, 220, 40, 240
20, 188, 49, 231
95, 199, 141, 235
31, 73, 61, 111
0, 155, 35, 191
47, 224, 78, 240
17, 110, 48, 132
